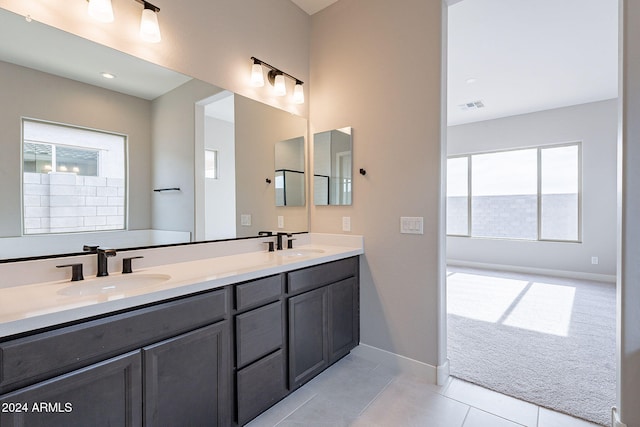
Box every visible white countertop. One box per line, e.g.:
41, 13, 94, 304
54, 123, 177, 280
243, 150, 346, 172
0, 242, 363, 338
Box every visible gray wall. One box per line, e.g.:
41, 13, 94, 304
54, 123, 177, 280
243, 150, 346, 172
151, 79, 224, 234
618, 0, 640, 424
234, 96, 307, 235
0, 60, 152, 237
309, 0, 444, 366
447, 99, 618, 277
204, 116, 236, 240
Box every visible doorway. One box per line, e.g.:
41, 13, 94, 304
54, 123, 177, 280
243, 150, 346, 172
442, 1, 619, 425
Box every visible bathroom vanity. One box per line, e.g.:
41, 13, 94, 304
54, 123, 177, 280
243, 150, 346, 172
0, 244, 360, 427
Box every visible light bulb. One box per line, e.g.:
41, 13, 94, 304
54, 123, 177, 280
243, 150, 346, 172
274, 74, 286, 96
87, 0, 114, 23
251, 63, 264, 87
140, 7, 161, 43
293, 82, 304, 104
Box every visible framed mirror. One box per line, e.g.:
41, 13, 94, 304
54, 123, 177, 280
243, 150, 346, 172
313, 127, 353, 206
0, 7, 308, 261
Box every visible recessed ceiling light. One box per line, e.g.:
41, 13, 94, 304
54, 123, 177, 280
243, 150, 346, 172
101, 72, 116, 79
466, 78, 477, 84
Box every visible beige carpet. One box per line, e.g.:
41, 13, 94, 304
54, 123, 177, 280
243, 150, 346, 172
447, 267, 615, 426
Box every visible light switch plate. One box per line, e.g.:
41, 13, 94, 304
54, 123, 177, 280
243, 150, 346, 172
240, 214, 251, 226
278, 216, 284, 229
342, 216, 351, 232
400, 217, 424, 234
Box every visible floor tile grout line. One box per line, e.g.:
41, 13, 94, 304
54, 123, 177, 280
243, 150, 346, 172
356, 375, 395, 416
460, 406, 472, 427
439, 392, 533, 427
272, 391, 319, 427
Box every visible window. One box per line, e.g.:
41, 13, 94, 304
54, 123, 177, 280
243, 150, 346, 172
22, 119, 126, 235
446, 143, 580, 242
205, 149, 218, 179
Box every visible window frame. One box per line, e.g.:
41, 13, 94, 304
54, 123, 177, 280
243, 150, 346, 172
446, 142, 582, 243
21, 117, 129, 236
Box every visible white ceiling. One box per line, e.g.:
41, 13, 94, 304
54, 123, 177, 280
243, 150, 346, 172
447, 0, 618, 126
1, 1, 618, 124
0, 8, 191, 100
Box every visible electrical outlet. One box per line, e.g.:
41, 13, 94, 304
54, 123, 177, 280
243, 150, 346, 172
342, 216, 351, 232
278, 216, 284, 229
591, 256, 599, 265
240, 214, 251, 226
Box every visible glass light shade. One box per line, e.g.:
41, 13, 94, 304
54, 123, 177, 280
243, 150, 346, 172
250, 63, 265, 87
87, 0, 114, 23
274, 74, 286, 96
140, 8, 162, 43
293, 83, 304, 104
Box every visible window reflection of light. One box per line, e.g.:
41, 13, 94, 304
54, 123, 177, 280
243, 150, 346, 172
447, 273, 529, 323
448, 272, 577, 337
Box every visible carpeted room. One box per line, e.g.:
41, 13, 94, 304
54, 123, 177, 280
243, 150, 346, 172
445, 1, 618, 425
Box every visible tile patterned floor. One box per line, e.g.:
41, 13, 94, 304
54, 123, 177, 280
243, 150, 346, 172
247, 353, 601, 427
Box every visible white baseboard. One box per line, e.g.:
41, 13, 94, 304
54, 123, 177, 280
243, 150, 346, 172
611, 407, 627, 427
352, 344, 445, 384
436, 358, 450, 386
447, 259, 616, 283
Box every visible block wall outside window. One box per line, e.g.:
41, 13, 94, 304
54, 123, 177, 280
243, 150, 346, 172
446, 143, 581, 242
22, 119, 126, 235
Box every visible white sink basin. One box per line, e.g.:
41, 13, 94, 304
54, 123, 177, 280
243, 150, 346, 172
58, 274, 171, 297
276, 248, 326, 258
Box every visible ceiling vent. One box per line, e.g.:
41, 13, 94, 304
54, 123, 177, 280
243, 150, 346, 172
458, 100, 485, 111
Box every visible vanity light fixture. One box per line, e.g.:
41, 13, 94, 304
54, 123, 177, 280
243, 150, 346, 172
137, 0, 162, 43
86, 0, 161, 43
250, 57, 304, 103
272, 73, 287, 96
250, 59, 265, 87
293, 81, 304, 104
87, 0, 114, 23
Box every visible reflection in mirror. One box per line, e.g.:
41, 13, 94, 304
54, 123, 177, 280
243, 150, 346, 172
275, 137, 306, 207
0, 7, 308, 261
313, 127, 353, 206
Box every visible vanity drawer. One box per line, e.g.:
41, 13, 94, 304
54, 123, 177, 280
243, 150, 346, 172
236, 349, 286, 426
0, 288, 227, 393
287, 257, 358, 295
235, 301, 283, 369
235, 275, 283, 312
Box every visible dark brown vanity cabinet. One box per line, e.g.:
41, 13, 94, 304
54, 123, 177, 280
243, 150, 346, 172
0, 351, 143, 427
233, 275, 287, 426
0, 256, 360, 427
0, 288, 231, 427
287, 257, 360, 390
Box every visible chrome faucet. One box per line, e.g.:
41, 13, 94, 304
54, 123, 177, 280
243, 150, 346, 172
83, 245, 117, 277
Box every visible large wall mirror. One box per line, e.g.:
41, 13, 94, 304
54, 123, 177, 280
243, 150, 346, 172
313, 127, 353, 206
275, 137, 306, 207
0, 7, 307, 261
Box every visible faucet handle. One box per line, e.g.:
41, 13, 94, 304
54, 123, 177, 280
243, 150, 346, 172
287, 238, 296, 249
263, 241, 275, 252
258, 231, 273, 236
57, 263, 84, 282
122, 256, 143, 274
83, 244, 99, 253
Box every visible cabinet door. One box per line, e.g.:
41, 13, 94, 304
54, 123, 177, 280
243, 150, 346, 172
143, 322, 230, 427
0, 351, 142, 427
288, 287, 328, 389
328, 277, 359, 363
